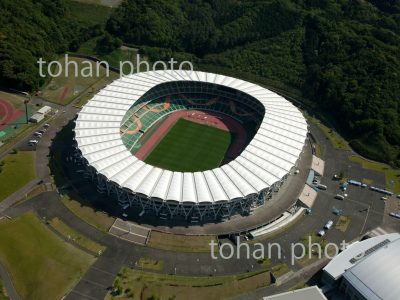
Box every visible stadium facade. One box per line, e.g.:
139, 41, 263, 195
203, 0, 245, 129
74, 70, 308, 221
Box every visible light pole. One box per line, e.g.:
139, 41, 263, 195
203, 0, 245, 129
21, 92, 31, 124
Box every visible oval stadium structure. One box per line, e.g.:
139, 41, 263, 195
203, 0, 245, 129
74, 70, 308, 222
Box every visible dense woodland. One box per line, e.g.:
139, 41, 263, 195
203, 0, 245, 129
1, 0, 400, 166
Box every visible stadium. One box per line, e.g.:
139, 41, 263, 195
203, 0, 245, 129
73, 70, 308, 222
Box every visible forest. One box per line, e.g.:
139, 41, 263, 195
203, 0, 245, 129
1, 0, 400, 165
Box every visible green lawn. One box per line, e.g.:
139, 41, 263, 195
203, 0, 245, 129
335, 215, 351, 232
60, 195, 115, 233
49, 217, 106, 254
0, 152, 36, 202
349, 155, 400, 194
0, 212, 95, 300
147, 231, 218, 253
297, 232, 328, 267
145, 119, 232, 172
106, 268, 271, 300
137, 258, 164, 271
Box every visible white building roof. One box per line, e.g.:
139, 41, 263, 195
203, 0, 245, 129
323, 233, 400, 281
343, 235, 400, 300
263, 286, 327, 300
37, 105, 52, 115
75, 70, 308, 203
311, 155, 325, 176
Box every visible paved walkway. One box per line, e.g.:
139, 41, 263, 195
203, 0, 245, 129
0, 262, 20, 300
0, 179, 38, 213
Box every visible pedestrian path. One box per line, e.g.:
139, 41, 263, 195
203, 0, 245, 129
0, 179, 39, 213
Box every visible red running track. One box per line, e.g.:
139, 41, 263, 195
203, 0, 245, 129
0, 98, 24, 130
134, 110, 248, 165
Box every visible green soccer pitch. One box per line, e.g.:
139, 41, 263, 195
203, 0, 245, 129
144, 119, 232, 172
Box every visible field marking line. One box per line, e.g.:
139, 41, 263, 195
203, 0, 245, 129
59, 86, 70, 102
69, 289, 103, 300
111, 224, 148, 238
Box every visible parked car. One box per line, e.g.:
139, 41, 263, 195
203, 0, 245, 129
389, 212, 400, 219
318, 230, 326, 237
335, 194, 345, 200
43, 123, 50, 128
324, 220, 334, 230
28, 139, 38, 145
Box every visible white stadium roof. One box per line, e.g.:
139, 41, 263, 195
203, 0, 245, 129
75, 70, 308, 203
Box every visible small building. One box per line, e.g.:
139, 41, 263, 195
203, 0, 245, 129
311, 155, 325, 176
29, 113, 44, 123
37, 105, 52, 115
29, 105, 52, 123
298, 184, 318, 208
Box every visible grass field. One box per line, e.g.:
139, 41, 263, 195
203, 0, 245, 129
0, 212, 95, 300
0, 91, 34, 142
147, 231, 218, 253
60, 194, 115, 232
137, 258, 164, 271
349, 155, 400, 194
335, 215, 351, 232
145, 119, 232, 172
40, 56, 118, 105
297, 232, 330, 267
49, 217, 106, 254
0, 152, 36, 202
0, 91, 25, 110
106, 268, 271, 300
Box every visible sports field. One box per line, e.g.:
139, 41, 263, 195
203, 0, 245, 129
0, 91, 33, 141
145, 119, 231, 172
40, 56, 118, 105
